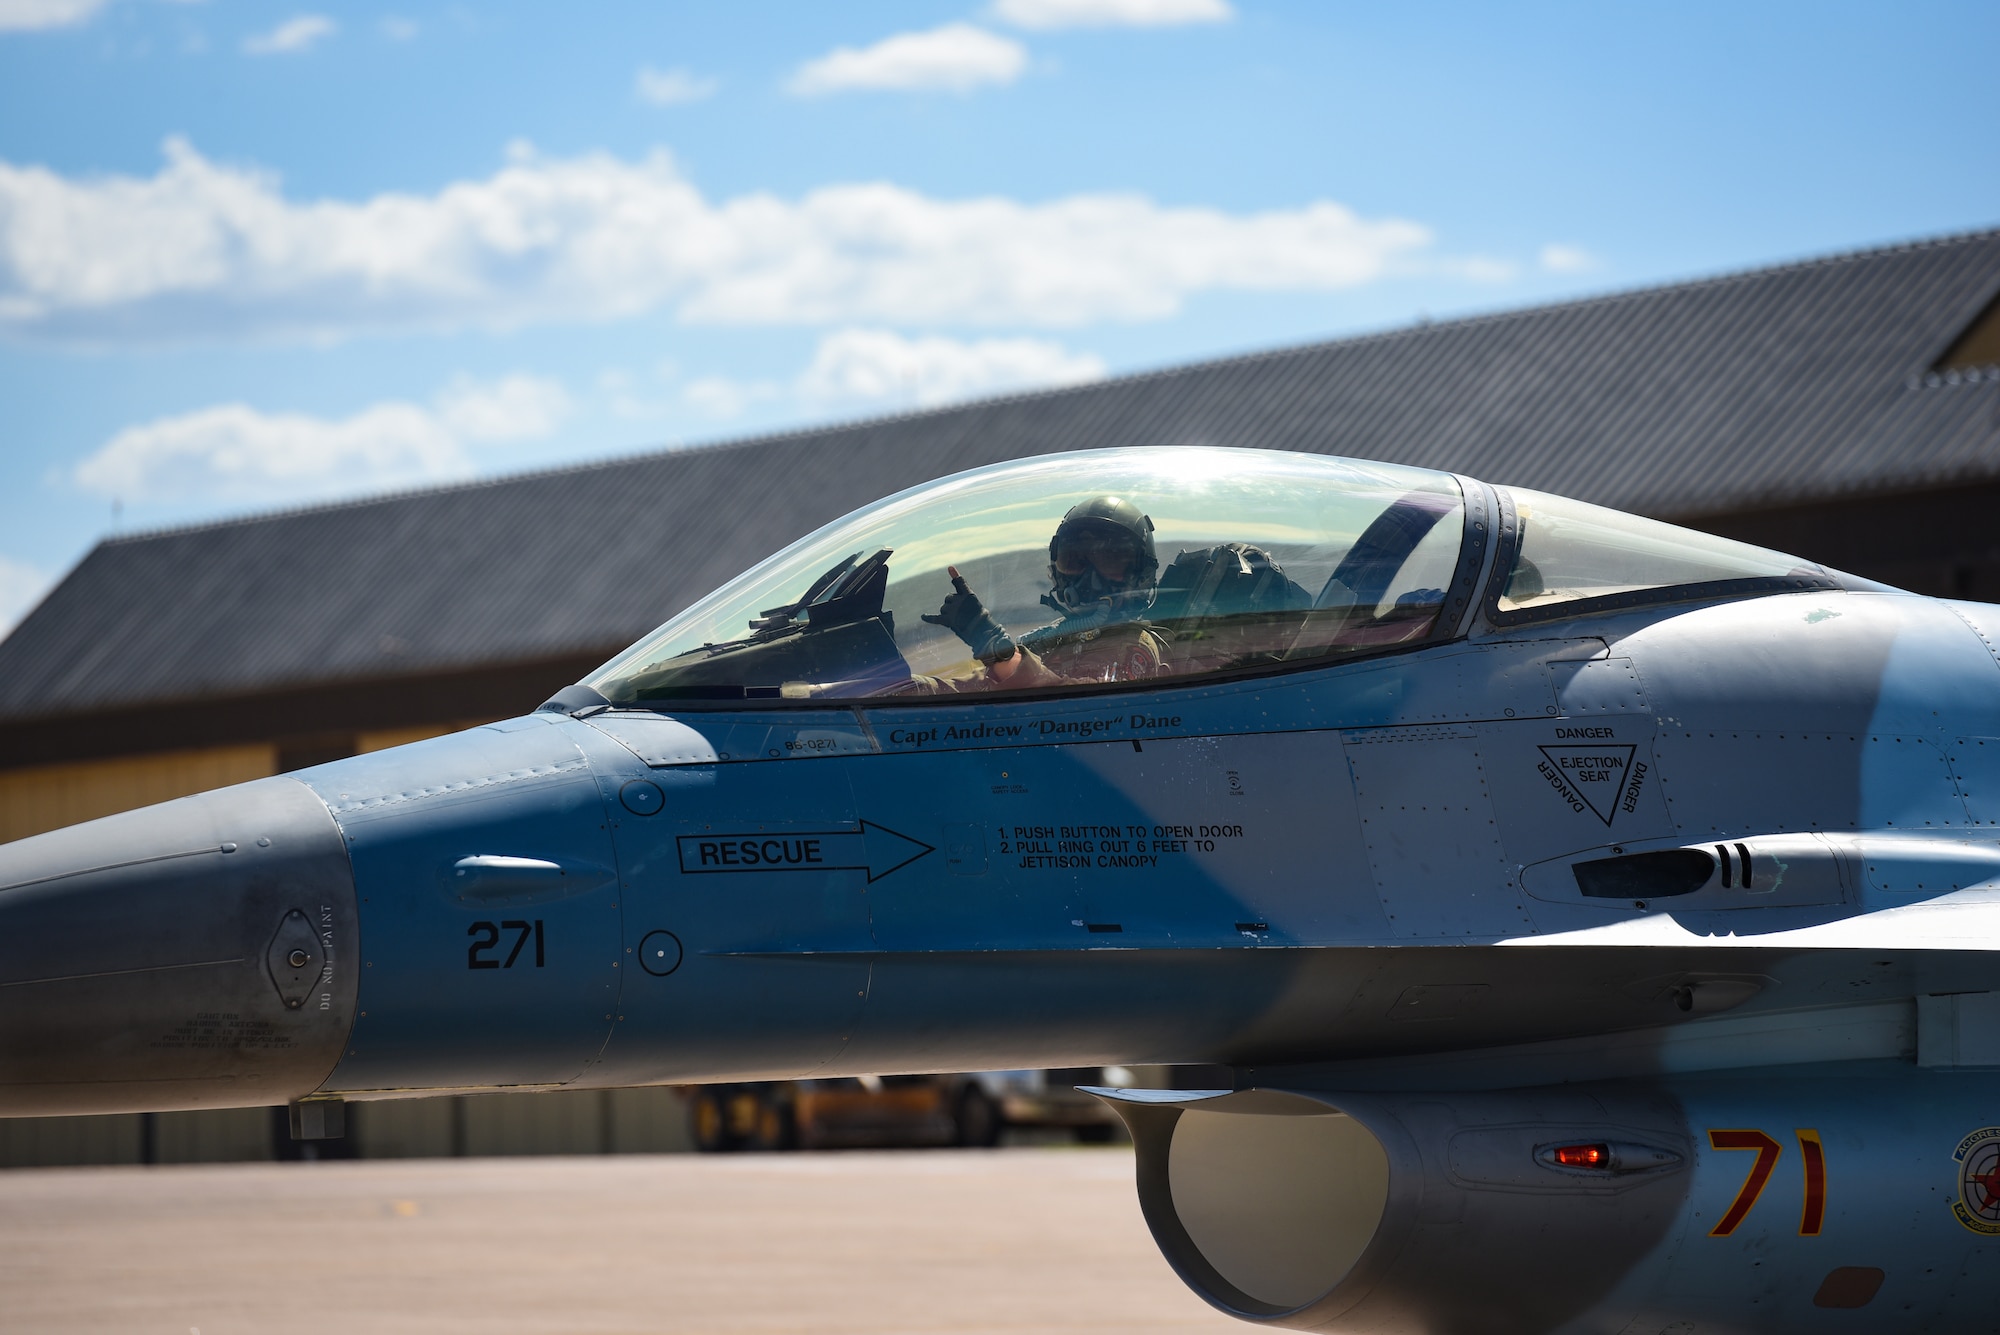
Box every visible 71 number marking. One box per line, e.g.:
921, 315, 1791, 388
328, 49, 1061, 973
467, 919, 546, 970
1708, 1128, 1826, 1236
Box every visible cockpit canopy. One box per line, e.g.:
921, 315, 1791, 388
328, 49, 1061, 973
588, 447, 1827, 707
1494, 487, 1823, 620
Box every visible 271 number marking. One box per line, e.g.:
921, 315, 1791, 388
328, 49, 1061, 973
467, 919, 546, 969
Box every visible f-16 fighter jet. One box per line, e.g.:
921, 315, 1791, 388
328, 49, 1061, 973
5, 447, 1998, 1332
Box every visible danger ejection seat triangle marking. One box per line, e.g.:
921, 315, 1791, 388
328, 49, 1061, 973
1537, 744, 1637, 825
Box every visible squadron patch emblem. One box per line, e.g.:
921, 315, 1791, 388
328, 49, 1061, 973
1952, 1126, 2000, 1234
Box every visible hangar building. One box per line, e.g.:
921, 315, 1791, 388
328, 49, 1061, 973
2, 227, 1997, 1165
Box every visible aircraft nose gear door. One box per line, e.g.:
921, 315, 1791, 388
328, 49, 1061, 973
1488, 653, 1675, 865
313, 720, 627, 1094
577, 713, 876, 1087
1343, 650, 1672, 939
1345, 726, 1534, 939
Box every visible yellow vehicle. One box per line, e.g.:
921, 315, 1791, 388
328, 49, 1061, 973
688, 1069, 1123, 1152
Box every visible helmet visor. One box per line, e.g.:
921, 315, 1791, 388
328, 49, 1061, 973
1054, 522, 1139, 578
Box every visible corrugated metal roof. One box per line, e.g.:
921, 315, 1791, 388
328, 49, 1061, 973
4, 228, 1998, 723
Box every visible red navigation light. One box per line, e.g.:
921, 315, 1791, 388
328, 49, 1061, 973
1552, 1143, 1611, 1168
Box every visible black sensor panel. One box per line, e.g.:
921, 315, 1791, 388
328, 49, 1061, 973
1572, 849, 1715, 900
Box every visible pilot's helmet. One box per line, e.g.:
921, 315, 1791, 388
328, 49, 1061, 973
1047, 495, 1158, 613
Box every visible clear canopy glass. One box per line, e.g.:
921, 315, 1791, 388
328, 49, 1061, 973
590, 448, 1469, 705
1497, 488, 1822, 616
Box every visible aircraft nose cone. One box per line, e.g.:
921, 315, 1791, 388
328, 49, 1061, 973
0, 777, 359, 1116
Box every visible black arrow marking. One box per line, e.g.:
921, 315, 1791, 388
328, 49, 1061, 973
676, 821, 935, 883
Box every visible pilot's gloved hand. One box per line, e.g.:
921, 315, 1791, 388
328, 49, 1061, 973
922, 568, 1016, 664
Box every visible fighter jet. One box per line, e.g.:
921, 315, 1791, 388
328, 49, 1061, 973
5, 445, 1998, 1331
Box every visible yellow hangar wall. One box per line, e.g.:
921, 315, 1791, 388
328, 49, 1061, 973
0, 724, 479, 845
0, 743, 277, 846
0, 718, 696, 1166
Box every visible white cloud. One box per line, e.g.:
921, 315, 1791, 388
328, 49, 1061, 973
635, 65, 718, 106
0, 138, 1439, 344
77, 402, 457, 503
1539, 243, 1600, 274
686, 327, 1105, 420
789, 23, 1026, 96
682, 374, 780, 420
433, 372, 571, 440
0, 0, 105, 31
73, 374, 570, 505
992, 0, 1231, 29
379, 15, 417, 41
800, 327, 1105, 408
1446, 256, 1517, 284
0, 555, 52, 635
242, 13, 334, 56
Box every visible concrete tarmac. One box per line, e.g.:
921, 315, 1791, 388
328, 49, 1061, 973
0, 1148, 1245, 1334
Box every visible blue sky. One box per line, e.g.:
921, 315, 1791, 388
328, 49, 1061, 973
2, 0, 1995, 630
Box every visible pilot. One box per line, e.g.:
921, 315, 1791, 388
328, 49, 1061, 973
916, 496, 1169, 690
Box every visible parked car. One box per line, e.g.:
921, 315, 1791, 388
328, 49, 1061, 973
687, 1068, 1130, 1152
